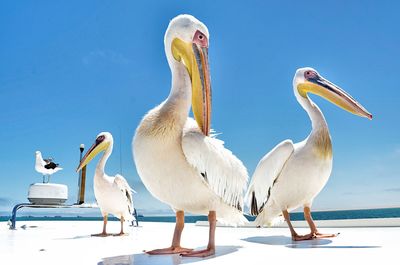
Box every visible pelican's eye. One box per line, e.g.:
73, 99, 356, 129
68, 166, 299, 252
96, 135, 105, 144
304, 70, 317, 80
193, 30, 208, 48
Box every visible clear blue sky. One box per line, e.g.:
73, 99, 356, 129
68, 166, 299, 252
0, 1, 399, 215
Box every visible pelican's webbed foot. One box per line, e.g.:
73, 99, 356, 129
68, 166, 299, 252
312, 231, 340, 239
113, 232, 129, 236
180, 247, 215, 258
291, 232, 314, 241
91, 232, 110, 237
145, 246, 193, 255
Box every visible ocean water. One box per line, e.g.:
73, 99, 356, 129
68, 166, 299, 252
1, 207, 400, 223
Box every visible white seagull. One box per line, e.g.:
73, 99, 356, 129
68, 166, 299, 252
247, 67, 372, 240
133, 15, 248, 257
35, 151, 63, 183
77, 132, 135, 236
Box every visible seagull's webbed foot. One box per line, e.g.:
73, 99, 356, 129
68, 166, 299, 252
145, 246, 193, 255
180, 247, 215, 258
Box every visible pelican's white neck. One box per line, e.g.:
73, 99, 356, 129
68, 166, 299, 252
295, 91, 329, 132
169, 62, 191, 101
96, 143, 113, 177
162, 59, 192, 122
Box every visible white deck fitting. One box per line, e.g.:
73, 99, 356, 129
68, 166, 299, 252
1, 220, 399, 265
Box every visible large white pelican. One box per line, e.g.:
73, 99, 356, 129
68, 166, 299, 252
77, 132, 135, 236
133, 15, 248, 257
247, 67, 372, 240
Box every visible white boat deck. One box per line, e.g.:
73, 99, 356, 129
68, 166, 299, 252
1, 219, 399, 265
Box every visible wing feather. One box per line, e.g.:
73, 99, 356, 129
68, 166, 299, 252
114, 174, 135, 218
246, 139, 294, 215
182, 118, 248, 211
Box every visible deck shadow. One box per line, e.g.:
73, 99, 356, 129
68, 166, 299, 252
242, 235, 381, 249
242, 235, 332, 247
288, 245, 381, 249
98, 245, 241, 265
55, 234, 92, 240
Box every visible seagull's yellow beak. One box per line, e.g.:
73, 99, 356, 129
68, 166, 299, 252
298, 75, 372, 119
171, 36, 211, 136
76, 138, 109, 172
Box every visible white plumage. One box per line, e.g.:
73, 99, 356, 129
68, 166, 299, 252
35, 151, 62, 182
134, 15, 247, 225
247, 137, 332, 226
246, 67, 372, 240
94, 173, 134, 223
182, 118, 248, 214
246, 140, 294, 225
133, 14, 248, 256
78, 132, 135, 236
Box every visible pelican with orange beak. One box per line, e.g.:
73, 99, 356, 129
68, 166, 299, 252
77, 132, 135, 237
133, 15, 248, 257
247, 67, 372, 240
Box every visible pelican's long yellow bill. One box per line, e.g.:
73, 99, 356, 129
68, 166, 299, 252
171, 38, 211, 136
76, 139, 109, 172
298, 77, 372, 120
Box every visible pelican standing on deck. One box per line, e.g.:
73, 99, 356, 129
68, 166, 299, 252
35, 151, 63, 183
133, 15, 248, 257
77, 132, 135, 236
247, 67, 372, 240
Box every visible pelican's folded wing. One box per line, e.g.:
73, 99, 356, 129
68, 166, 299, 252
114, 174, 135, 216
182, 118, 248, 211
246, 139, 294, 215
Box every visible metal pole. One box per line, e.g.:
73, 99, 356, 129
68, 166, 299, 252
77, 144, 87, 205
